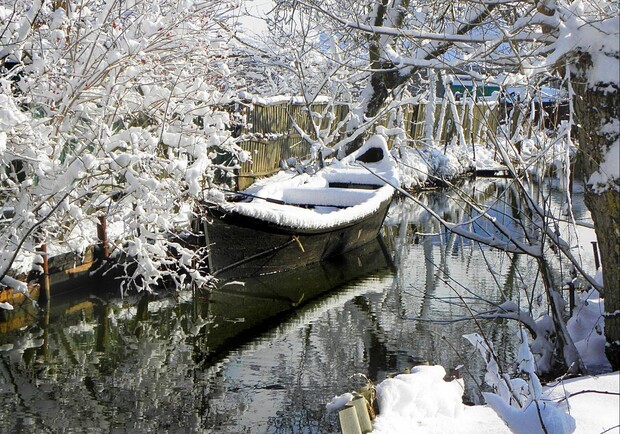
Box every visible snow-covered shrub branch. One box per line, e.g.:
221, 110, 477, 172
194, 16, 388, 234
0, 0, 250, 295
466, 330, 577, 434
479, 301, 558, 374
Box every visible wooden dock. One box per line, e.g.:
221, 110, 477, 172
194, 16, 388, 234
1, 213, 113, 333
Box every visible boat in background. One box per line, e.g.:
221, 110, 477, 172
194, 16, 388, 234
202, 135, 399, 278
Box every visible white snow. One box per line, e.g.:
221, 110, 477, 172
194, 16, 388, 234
0, 275, 29, 307
369, 367, 619, 434
248, 94, 332, 106
587, 139, 620, 194
548, 6, 619, 89
545, 373, 620, 434
372, 365, 466, 433
567, 288, 613, 372
325, 392, 354, 413
216, 135, 399, 230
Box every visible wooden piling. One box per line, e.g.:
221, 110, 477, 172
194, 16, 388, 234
339, 404, 362, 434
97, 214, 109, 260
37, 241, 51, 305
351, 396, 373, 433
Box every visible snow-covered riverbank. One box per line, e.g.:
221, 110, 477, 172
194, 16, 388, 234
328, 288, 618, 434
370, 366, 618, 434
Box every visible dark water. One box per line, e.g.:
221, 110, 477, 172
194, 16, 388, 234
0, 179, 596, 433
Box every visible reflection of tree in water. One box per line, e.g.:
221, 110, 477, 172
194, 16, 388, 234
382, 179, 553, 399
352, 295, 399, 379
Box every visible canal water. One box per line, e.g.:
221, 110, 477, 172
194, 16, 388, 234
0, 179, 596, 433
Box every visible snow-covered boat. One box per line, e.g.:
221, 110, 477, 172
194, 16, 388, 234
203, 135, 399, 278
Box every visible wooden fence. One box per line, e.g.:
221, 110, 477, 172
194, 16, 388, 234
234, 99, 503, 188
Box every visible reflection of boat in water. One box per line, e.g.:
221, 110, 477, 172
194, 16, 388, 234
1, 236, 393, 364
0, 275, 112, 336
202, 137, 398, 278
194, 237, 393, 365
0, 235, 394, 433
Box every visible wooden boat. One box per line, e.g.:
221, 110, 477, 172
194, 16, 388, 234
203, 136, 399, 278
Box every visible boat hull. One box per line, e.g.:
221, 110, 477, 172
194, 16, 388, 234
204, 195, 392, 278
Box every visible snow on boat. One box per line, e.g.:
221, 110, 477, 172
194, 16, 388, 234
203, 135, 399, 278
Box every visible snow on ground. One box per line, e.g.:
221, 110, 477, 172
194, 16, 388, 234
396, 144, 467, 188
367, 368, 619, 434
546, 373, 620, 434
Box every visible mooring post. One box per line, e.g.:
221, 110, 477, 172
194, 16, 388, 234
96, 214, 109, 260
37, 241, 51, 305
338, 404, 362, 434
351, 396, 373, 433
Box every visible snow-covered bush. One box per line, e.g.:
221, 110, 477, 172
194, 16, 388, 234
567, 287, 612, 373
0, 0, 249, 295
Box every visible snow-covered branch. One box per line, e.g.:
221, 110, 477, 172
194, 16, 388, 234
0, 0, 248, 294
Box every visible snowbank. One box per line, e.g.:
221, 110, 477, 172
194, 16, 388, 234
545, 372, 620, 434
396, 144, 470, 189
371, 365, 474, 433
368, 366, 619, 434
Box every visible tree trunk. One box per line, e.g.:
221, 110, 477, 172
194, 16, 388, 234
343, 0, 410, 155
573, 54, 620, 371
343, 1, 495, 156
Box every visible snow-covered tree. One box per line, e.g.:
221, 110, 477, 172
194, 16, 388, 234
0, 0, 249, 294
554, 2, 620, 371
